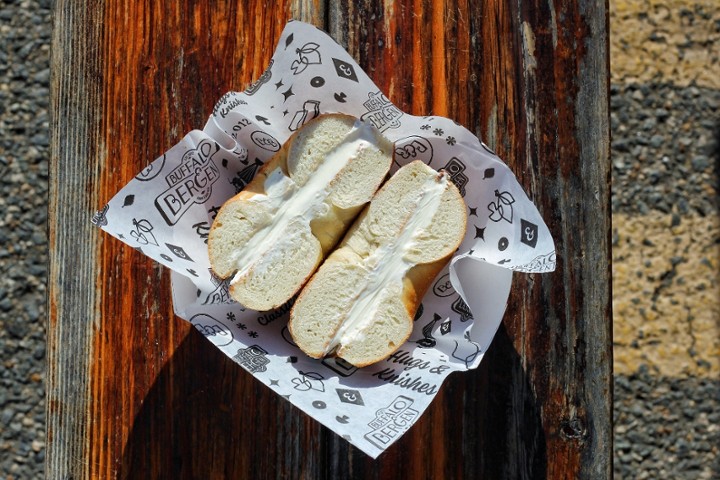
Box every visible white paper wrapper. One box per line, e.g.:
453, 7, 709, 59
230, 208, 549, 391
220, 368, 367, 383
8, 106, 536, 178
92, 20, 556, 458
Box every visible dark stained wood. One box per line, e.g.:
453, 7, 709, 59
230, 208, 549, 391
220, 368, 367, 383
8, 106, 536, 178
48, 0, 610, 478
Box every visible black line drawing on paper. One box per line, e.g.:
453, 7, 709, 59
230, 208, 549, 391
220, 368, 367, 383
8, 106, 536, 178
122, 195, 134, 207
165, 243, 194, 262
291, 42, 321, 75
310, 76, 325, 87
230, 158, 264, 192
129, 218, 158, 246
469, 206, 478, 216
488, 189, 515, 224
190, 313, 234, 347
520, 218, 539, 248
512, 250, 557, 273
415, 313, 442, 348
394, 136, 433, 167
202, 269, 233, 305
336, 388, 364, 406
498, 237, 509, 251
474, 225, 485, 240
285, 33, 294, 49
432, 273, 455, 298
445, 136, 456, 146
291, 371, 325, 392
483, 168, 495, 179
192, 221, 210, 244
255, 115, 271, 126
244, 59, 273, 96
441, 157, 468, 197
413, 303, 424, 321
360, 91, 403, 132
451, 296, 473, 322
160, 254, 173, 262
251, 130, 281, 152
336, 415, 350, 424
364, 396, 419, 449
233, 345, 270, 373
312, 400, 327, 409
154, 140, 220, 226
334, 92, 347, 103
440, 320, 452, 335
281, 86, 294, 102
281, 326, 299, 347
91, 204, 109, 227
331, 57, 359, 82
289, 100, 321, 131
451, 331, 482, 369
135, 154, 165, 182
321, 357, 357, 377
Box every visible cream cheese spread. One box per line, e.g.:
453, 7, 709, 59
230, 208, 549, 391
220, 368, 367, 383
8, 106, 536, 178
324, 172, 448, 354
230, 121, 377, 284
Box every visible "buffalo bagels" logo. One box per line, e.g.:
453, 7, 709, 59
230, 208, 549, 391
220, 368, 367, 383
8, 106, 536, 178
155, 140, 220, 225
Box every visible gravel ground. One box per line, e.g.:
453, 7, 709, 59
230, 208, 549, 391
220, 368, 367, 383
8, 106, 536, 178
611, 81, 720, 478
0, 1, 51, 479
614, 368, 720, 479
0, 1, 718, 479
611, 82, 720, 216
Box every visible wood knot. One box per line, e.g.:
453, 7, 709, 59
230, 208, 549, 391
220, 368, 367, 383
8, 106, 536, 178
560, 417, 587, 443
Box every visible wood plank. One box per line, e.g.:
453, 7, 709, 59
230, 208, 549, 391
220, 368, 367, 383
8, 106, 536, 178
49, 1, 326, 478
333, 0, 612, 477
49, 0, 610, 478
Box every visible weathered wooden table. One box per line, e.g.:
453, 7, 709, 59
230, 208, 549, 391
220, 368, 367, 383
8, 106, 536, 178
48, 1, 611, 478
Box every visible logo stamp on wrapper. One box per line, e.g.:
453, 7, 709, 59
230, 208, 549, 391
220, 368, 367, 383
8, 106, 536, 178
154, 140, 220, 225
233, 345, 270, 374
363, 395, 419, 449
360, 91, 403, 132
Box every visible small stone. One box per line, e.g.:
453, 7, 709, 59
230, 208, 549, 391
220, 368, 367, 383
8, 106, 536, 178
5, 318, 28, 339
691, 155, 709, 170
0, 297, 12, 312
649, 134, 664, 148
655, 108, 670, 120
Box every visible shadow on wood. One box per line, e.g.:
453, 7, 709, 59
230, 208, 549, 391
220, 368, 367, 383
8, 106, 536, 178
119, 316, 544, 478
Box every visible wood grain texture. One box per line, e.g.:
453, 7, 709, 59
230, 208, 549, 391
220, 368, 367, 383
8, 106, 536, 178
48, 0, 610, 478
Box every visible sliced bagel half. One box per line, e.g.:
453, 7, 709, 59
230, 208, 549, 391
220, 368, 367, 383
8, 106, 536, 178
208, 114, 393, 311
289, 160, 468, 367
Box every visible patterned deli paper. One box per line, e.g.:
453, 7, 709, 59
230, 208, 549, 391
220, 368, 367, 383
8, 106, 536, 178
92, 21, 556, 458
